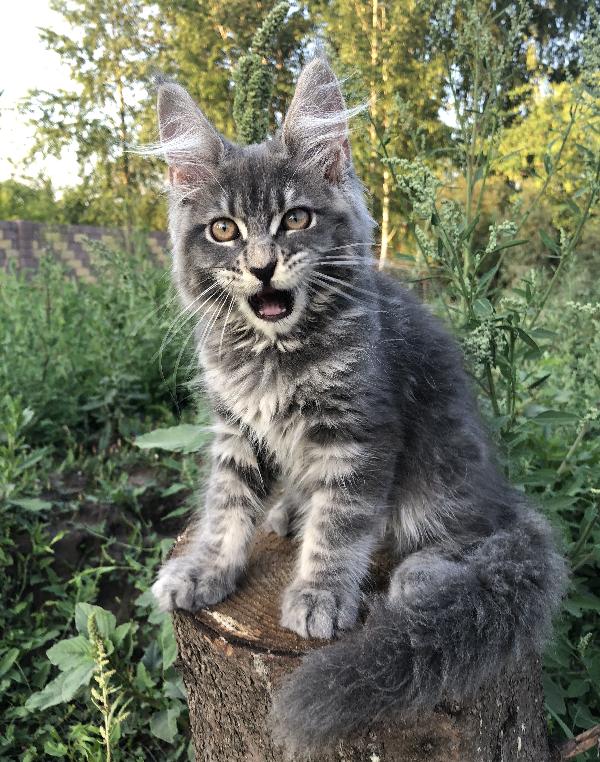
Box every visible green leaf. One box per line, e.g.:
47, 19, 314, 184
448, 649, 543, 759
162, 505, 190, 520
112, 622, 133, 648
160, 619, 178, 671
161, 483, 187, 497
395, 253, 416, 262
135, 424, 212, 453
527, 328, 557, 340
164, 675, 186, 700
473, 298, 494, 318
543, 675, 566, 715
488, 238, 529, 255
565, 196, 581, 216
459, 214, 480, 242
75, 603, 116, 639
61, 661, 95, 699
539, 229, 560, 255
532, 410, 579, 425
477, 263, 500, 292
514, 327, 540, 352
10, 498, 53, 512
527, 373, 551, 390
0, 648, 19, 677
568, 594, 600, 613
47, 636, 91, 670
150, 705, 182, 744
517, 469, 557, 486
25, 674, 69, 711
134, 661, 155, 692
26, 657, 94, 711
43, 740, 69, 757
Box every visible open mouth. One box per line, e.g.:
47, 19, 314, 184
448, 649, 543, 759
248, 287, 294, 322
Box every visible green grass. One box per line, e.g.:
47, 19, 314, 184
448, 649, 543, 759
0, 244, 598, 760
0, 247, 201, 760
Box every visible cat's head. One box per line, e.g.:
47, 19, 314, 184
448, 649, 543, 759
155, 58, 373, 345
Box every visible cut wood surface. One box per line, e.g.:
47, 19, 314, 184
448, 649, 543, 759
171, 531, 554, 761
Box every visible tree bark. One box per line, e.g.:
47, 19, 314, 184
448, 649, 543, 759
171, 531, 553, 762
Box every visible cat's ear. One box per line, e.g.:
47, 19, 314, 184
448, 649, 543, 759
282, 58, 352, 183
156, 83, 224, 186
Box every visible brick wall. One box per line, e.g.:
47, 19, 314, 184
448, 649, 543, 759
0, 220, 170, 281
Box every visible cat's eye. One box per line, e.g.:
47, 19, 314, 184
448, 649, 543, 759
210, 218, 240, 242
281, 207, 311, 232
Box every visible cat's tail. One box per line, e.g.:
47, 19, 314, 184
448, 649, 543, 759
271, 511, 567, 754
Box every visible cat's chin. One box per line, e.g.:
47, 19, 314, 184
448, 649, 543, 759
248, 287, 294, 322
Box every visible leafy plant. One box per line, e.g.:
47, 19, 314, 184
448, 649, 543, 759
379, 1, 600, 751
233, 1, 291, 144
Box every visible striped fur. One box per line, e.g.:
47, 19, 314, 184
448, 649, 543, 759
150, 58, 567, 751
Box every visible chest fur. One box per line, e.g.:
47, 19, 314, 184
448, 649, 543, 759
203, 359, 307, 469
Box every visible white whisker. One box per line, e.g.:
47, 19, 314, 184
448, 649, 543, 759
218, 295, 235, 361
308, 275, 364, 306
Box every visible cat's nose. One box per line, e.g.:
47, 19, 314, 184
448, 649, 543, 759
249, 261, 276, 285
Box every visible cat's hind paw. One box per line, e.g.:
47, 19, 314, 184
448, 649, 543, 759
151, 556, 235, 612
280, 583, 358, 640
264, 502, 291, 537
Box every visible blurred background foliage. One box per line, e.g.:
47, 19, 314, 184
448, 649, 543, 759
0, 0, 599, 759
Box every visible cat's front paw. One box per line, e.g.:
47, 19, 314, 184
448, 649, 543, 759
280, 583, 359, 639
151, 556, 235, 613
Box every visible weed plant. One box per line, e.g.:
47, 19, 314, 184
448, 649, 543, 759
1, 2, 599, 757
0, 247, 201, 760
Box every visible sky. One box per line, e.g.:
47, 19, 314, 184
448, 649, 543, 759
0, 2, 462, 191
0, 1, 79, 187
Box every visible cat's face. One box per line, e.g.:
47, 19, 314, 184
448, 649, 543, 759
156, 59, 372, 342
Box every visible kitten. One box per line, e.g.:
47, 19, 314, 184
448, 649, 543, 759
150, 58, 566, 752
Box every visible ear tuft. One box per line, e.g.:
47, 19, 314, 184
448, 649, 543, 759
282, 58, 358, 182
155, 83, 224, 186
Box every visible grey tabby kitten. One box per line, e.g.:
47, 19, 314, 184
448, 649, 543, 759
150, 58, 566, 752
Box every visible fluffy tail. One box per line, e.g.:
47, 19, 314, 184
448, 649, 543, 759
271, 512, 567, 753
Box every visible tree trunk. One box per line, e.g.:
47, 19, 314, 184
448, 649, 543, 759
171, 532, 553, 762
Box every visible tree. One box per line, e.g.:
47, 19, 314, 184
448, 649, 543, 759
314, 0, 448, 268
0, 178, 62, 222
24, 0, 164, 231
151, 0, 313, 139
24, 0, 312, 230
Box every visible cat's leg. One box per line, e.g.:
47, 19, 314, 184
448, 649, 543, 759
152, 418, 273, 612
280, 456, 390, 639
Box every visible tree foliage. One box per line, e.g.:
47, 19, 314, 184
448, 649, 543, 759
2, 3, 600, 758
24, 0, 163, 230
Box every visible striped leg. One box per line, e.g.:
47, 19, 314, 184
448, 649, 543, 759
281, 479, 387, 640
152, 418, 272, 612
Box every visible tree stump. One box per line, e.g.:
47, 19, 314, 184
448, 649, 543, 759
171, 531, 553, 762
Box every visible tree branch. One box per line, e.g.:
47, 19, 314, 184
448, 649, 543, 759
558, 724, 600, 759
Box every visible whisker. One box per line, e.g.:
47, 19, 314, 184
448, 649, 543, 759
317, 260, 365, 267
157, 282, 220, 365
311, 272, 380, 302
130, 290, 180, 337
308, 275, 364, 306
158, 298, 214, 394
161, 281, 219, 343
313, 271, 399, 305
171, 320, 201, 393
218, 295, 235, 361
196, 291, 230, 357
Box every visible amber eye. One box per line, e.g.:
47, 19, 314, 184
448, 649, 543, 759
210, 218, 240, 242
281, 207, 311, 232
